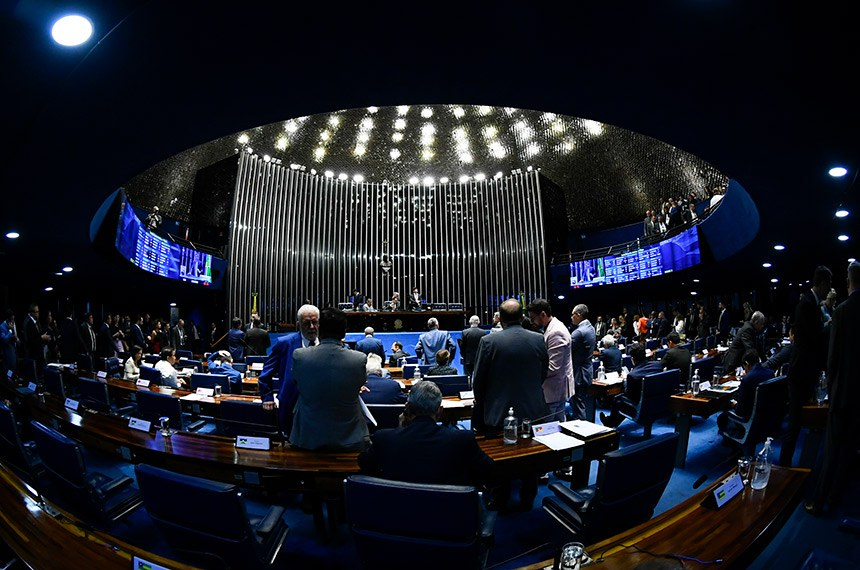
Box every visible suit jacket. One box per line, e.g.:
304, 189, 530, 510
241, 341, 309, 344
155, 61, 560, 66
259, 332, 307, 432
58, 318, 83, 363
599, 346, 622, 373
355, 335, 385, 361
406, 292, 425, 310
570, 319, 596, 392
415, 328, 456, 365
623, 361, 665, 404
361, 374, 407, 405
80, 322, 97, 356
227, 328, 245, 361
245, 326, 271, 356
170, 325, 187, 350
23, 316, 44, 363
97, 322, 115, 358
661, 346, 691, 385
0, 321, 17, 372
130, 323, 147, 350
718, 308, 731, 337
735, 363, 775, 420
458, 326, 487, 370
206, 352, 244, 394
290, 338, 369, 451
790, 290, 830, 394
358, 416, 493, 486
388, 349, 410, 367
827, 291, 859, 411
471, 323, 549, 431
542, 316, 574, 404
594, 320, 608, 339
722, 321, 758, 371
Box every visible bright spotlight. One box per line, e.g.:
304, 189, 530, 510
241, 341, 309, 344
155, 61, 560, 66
838, 234, 849, 241
835, 209, 849, 218
762, 262, 772, 268
51, 15, 93, 46
829, 166, 848, 177
5, 232, 19, 239
773, 244, 785, 251
62, 266, 73, 273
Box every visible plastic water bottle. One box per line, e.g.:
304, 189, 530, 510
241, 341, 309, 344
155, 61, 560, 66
691, 369, 701, 396
816, 371, 827, 405
598, 362, 606, 381
413, 367, 422, 382
750, 437, 773, 490
503, 407, 518, 445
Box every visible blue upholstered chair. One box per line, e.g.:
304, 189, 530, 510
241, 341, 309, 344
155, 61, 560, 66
189, 372, 230, 393
43, 366, 65, 399
344, 474, 496, 570
219, 399, 281, 439
104, 356, 122, 378
0, 401, 44, 486
135, 463, 290, 569
402, 364, 432, 379
178, 357, 203, 372
175, 349, 194, 359
364, 403, 405, 432
617, 369, 680, 438
427, 374, 471, 397
690, 356, 717, 387
719, 375, 788, 455
28, 420, 142, 527
245, 355, 267, 367
543, 432, 678, 543
138, 365, 162, 385
134, 390, 205, 432
77, 377, 135, 416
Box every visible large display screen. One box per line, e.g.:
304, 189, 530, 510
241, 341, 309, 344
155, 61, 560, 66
115, 199, 213, 286
569, 226, 701, 288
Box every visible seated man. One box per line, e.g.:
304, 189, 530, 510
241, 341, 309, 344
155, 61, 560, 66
598, 334, 622, 373
361, 353, 407, 405
717, 349, 775, 436
661, 331, 691, 385
358, 380, 492, 486
207, 350, 244, 394
388, 340, 410, 367
426, 349, 457, 376
600, 344, 663, 428
763, 327, 793, 373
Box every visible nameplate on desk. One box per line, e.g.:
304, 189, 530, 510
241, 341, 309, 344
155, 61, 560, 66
128, 417, 151, 432
196, 387, 215, 397
699, 381, 712, 391
136, 379, 151, 388
236, 436, 270, 450
133, 555, 170, 570
459, 390, 474, 400
6, 370, 12, 378
532, 421, 561, 437
250, 362, 264, 371
64, 398, 80, 411
702, 472, 744, 509
96, 370, 107, 379
28, 382, 38, 392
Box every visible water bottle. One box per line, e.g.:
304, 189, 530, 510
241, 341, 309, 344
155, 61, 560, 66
598, 362, 606, 381
816, 371, 827, 405
413, 367, 422, 382
750, 437, 773, 490
503, 407, 518, 445
691, 369, 701, 396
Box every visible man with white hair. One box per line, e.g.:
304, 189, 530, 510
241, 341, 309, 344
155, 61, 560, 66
361, 353, 407, 405
355, 326, 385, 361
722, 310, 766, 372
207, 349, 243, 394
459, 315, 487, 377
599, 334, 622, 373
415, 317, 456, 365
259, 304, 320, 434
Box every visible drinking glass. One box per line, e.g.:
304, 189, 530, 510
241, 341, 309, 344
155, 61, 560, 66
558, 542, 585, 570
737, 456, 752, 483
159, 416, 171, 437
521, 418, 532, 439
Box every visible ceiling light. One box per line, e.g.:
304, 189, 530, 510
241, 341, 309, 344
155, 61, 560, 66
690, 291, 697, 296
367, 106, 378, 113
324, 170, 334, 178
494, 172, 503, 179
54, 272, 63, 276
62, 266, 73, 272
237, 133, 249, 144
829, 167, 848, 177
44, 287, 53, 292
835, 209, 849, 218
263, 155, 271, 162
439, 177, 449, 184
459, 175, 470, 183
692, 279, 700, 283
51, 15, 93, 46
353, 174, 364, 183
762, 262, 772, 268
557, 295, 565, 300
169, 302, 177, 307
390, 149, 401, 160
773, 245, 785, 251
409, 177, 419, 185
421, 108, 433, 118
849, 258, 856, 263
838, 234, 849, 241
338, 173, 348, 181
5, 232, 19, 239
770, 278, 779, 283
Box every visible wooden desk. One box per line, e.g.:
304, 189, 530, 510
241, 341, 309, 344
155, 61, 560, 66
799, 402, 828, 468
669, 389, 734, 468
519, 466, 808, 569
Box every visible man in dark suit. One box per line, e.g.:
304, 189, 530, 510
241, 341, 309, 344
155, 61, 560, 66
97, 314, 115, 358
808, 262, 860, 514
598, 334, 622, 373
722, 311, 766, 372
226, 317, 245, 361
406, 286, 424, 311
458, 315, 487, 377
600, 344, 664, 427
244, 314, 271, 357
79, 312, 97, 358
22, 304, 49, 370
569, 303, 596, 420
717, 350, 774, 436
361, 353, 407, 405
355, 327, 385, 361
780, 266, 832, 466
290, 306, 369, 451
58, 310, 83, 364
170, 319, 188, 352
661, 331, 691, 386
130, 315, 148, 351
359, 380, 492, 485
717, 300, 732, 344
259, 304, 319, 435
387, 341, 410, 367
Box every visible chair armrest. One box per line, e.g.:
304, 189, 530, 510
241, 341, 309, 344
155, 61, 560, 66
115, 404, 136, 416
186, 419, 207, 431
254, 506, 286, 536
480, 509, 497, 541
725, 410, 746, 423
97, 475, 134, 496
548, 482, 592, 512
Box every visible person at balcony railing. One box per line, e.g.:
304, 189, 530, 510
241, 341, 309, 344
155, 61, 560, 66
655, 214, 668, 234
682, 202, 698, 225
643, 210, 656, 236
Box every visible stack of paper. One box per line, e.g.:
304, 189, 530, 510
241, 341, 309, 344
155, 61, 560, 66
559, 420, 612, 439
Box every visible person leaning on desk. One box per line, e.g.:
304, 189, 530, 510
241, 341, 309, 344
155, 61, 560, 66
716, 349, 774, 437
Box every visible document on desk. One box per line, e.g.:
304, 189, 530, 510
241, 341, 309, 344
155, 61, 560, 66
559, 420, 612, 439
440, 399, 473, 408
600, 372, 623, 385
535, 432, 585, 451
179, 393, 206, 401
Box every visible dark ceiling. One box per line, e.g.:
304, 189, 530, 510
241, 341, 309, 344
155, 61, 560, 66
1, 0, 857, 316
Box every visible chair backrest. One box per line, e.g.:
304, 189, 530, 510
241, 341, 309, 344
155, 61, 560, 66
175, 349, 194, 359
622, 355, 633, 370
43, 366, 65, 398
138, 365, 162, 384
427, 374, 470, 397
364, 404, 405, 431
402, 364, 432, 379
134, 463, 265, 568
706, 335, 717, 349
344, 474, 490, 569
135, 390, 183, 429
654, 348, 668, 360
244, 355, 267, 367
179, 358, 203, 372
742, 375, 789, 447
190, 372, 230, 392
77, 377, 111, 412
693, 337, 705, 353
690, 356, 717, 383
143, 354, 160, 365
588, 432, 679, 540
645, 339, 659, 350
76, 353, 93, 372
219, 400, 280, 438
105, 357, 122, 377
29, 419, 89, 494
402, 355, 419, 365
20, 358, 38, 381
232, 362, 248, 375
0, 401, 36, 479
634, 369, 680, 424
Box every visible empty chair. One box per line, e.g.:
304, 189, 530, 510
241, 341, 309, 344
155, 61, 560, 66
245, 355, 267, 367
621, 355, 633, 370
28, 420, 142, 527
19, 358, 39, 382
428, 374, 470, 397
135, 463, 289, 569
344, 474, 496, 570
692, 337, 705, 353
706, 335, 717, 349
175, 349, 194, 359
138, 365, 163, 385
690, 356, 717, 385
645, 339, 659, 350
76, 353, 94, 372
178, 358, 203, 373
618, 369, 680, 438
190, 372, 230, 393
219, 400, 280, 438
364, 403, 406, 432
77, 377, 135, 416
402, 364, 432, 379
232, 362, 248, 375
543, 432, 678, 543
43, 366, 65, 399
143, 354, 160, 365
135, 390, 205, 432
402, 355, 419, 365
0, 401, 43, 485
719, 375, 788, 455
104, 356, 122, 378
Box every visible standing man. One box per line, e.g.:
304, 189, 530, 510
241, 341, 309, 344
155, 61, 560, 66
130, 315, 148, 352
79, 312, 97, 360
415, 317, 456, 365
780, 265, 833, 466
722, 311, 766, 372
594, 315, 607, 339
717, 300, 732, 344
569, 303, 596, 421
0, 310, 18, 374
259, 304, 319, 435
23, 304, 48, 369
808, 262, 860, 514
227, 317, 246, 362
171, 319, 188, 352
290, 306, 369, 451
245, 313, 271, 357
527, 299, 573, 422
458, 315, 487, 378
97, 314, 116, 359
662, 331, 692, 387
352, 289, 365, 311
355, 327, 385, 361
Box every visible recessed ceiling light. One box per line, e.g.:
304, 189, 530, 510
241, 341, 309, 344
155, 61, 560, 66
422, 176, 434, 186
773, 245, 785, 251
690, 291, 698, 296
762, 262, 772, 268
54, 272, 63, 276
439, 177, 449, 184
51, 15, 93, 46
835, 209, 849, 218
557, 295, 565, 300
169, 302, 177, 307
5, 231, 19, 239
838, 234, 849, 241
62, 266, 73, 272
770, 278, 779, 283
408, 176, 419, 185
44, 287, 53, 292
849, 258, 857, 263
829, 167, 848, 178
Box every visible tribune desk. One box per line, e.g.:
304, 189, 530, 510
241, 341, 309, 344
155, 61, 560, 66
670, 377, 736, 468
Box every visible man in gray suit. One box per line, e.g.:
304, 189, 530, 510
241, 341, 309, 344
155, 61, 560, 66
458, 315, 487, 378
569, 303, 596, 420
415, 317, 456, 365
290, 306, 369, 451
527, 298, 573, 422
